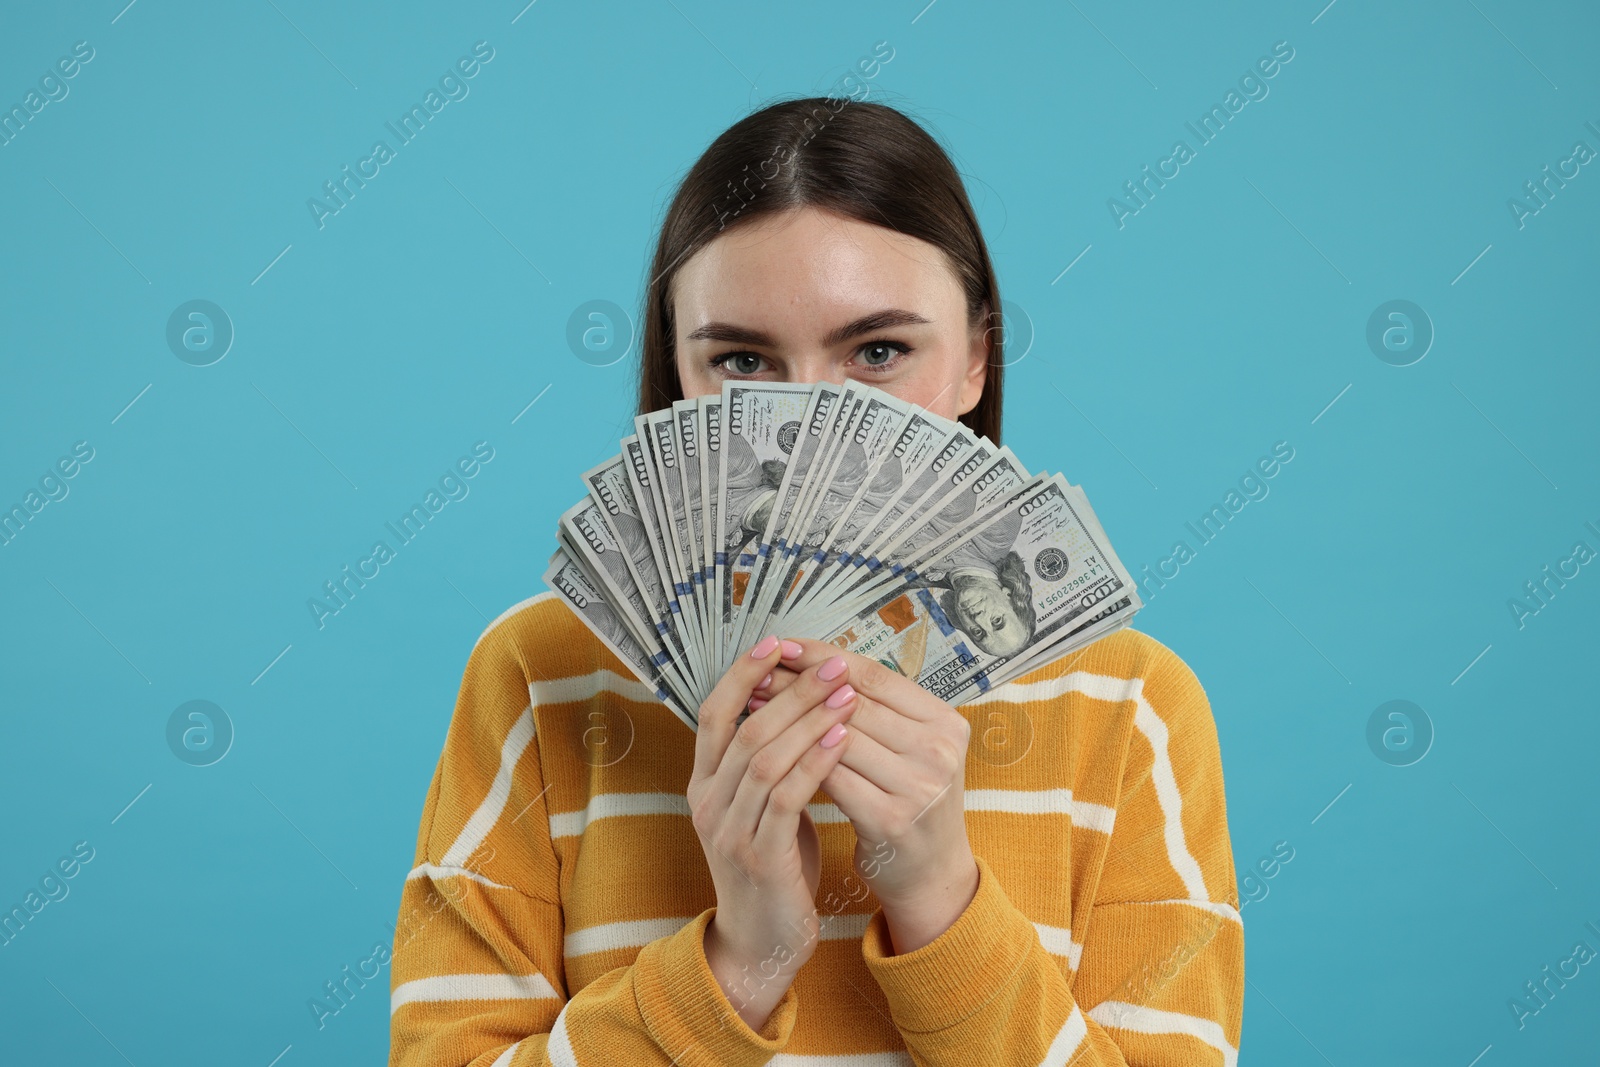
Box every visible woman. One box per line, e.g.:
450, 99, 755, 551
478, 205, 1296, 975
389, 96, 1243, 1065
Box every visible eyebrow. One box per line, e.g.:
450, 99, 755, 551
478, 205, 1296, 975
684, 308, 933, 348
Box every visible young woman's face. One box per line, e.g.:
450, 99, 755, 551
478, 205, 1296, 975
671, 206, 989, 419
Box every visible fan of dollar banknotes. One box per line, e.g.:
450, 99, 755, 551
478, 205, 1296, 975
543, 379, 1142, 731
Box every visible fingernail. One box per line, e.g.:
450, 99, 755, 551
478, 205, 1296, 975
820, 723, 848, 749
748, 697, 768, 710
758, 672, 772, 690
750, 635, 779, 659
818, 655, 847, 682
780, 639, 804, 660
825, 684, 855, 709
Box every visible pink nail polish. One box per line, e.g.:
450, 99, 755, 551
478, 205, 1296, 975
780, 639, 804, 660
758, 672, 773, 690
825, 684, 855, 709
820, 723, 848, 749
748, 697, 768, 710
818, 655, 847, 682
750, 635, 779, 659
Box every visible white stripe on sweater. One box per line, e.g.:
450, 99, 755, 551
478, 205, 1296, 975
968, 670, 1208, 897
548, 1003, 580, 1067
565, 912, 871, 958
405, 863, 513, 890
549, 792, 686, 839
548, 789, 1108, 840
391, 973, 559, 1014
548, 792, 846, 840
1132, 700, 1208, 898
1040, 1003, 1088, 1066
769, 1054, 914, 1065
809, 801, 849, 824
544, 790, 832, 838
817, 911, 873, 940
1087, 1002, 1237, 1067
565, 912, 1077, 969
1032, 922, 1084, 970
1120, 898, 1242, 926
565, 916, 692, 958
489, 1041, 521, 1067
529, 668, 660, 708
441, 707, 536, 868
965, 788, 1116, 833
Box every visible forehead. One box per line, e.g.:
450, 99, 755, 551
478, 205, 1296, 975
671, 206, 962, 327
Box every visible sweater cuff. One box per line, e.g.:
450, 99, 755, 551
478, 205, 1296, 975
861, 854, 1035, 1034
633, 906, 799, 1063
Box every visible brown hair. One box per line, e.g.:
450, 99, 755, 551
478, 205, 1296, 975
636, 95, 1005, 443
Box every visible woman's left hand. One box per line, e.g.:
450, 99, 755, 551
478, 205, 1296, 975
765, 637, 979, 923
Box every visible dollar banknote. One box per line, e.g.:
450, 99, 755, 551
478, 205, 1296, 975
809, 475, 1141, 704
717, 382, 815, 659
546, 380, 1142, 724
542, 547, 689, 727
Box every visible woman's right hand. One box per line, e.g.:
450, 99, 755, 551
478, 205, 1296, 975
688, 634, 857, 1029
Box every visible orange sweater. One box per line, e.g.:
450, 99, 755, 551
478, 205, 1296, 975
388, 593, 1243, 1066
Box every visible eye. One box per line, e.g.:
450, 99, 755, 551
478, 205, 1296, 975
708, 351, 767, 376
853, 340, 911, 373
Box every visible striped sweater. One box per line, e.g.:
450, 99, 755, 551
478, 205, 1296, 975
388, 592, 1243, 1066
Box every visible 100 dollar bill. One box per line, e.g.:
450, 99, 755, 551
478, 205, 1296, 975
810, 475, 1142, 704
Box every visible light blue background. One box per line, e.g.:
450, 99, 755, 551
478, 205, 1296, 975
2, 1, 1596, 1063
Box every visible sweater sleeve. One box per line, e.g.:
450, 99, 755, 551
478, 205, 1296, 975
858, 641, 1244, 1066
388, 619, 801, 1067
